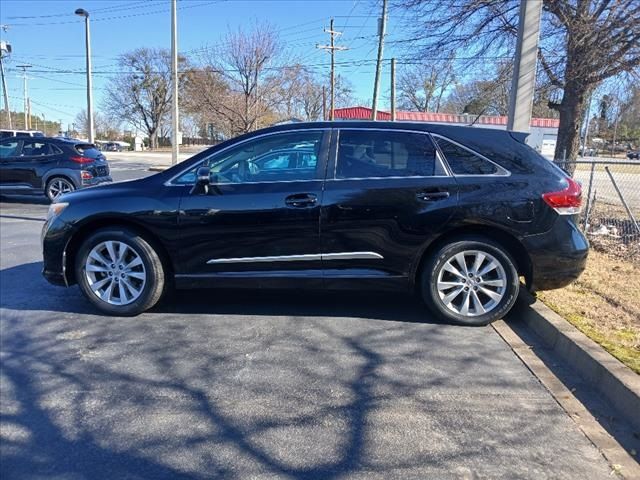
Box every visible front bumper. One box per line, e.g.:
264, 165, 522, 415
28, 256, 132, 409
41, 216, 73, 287
522, 216, 589, 291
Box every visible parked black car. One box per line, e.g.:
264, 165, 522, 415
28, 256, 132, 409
0, 136, 112, 201
627, 150, 639, 160
42, 122, 588, 325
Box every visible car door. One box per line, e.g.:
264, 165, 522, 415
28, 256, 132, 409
175, 129, 329, 288
8, 140, 59, 190
320, 128, 459, 288
0, 139, 23, 189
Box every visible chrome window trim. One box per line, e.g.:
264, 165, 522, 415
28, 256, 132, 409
206, 251, 383, 265
430, 133, 511, 177
164, 128, 332, 187
332, 127, 451, 180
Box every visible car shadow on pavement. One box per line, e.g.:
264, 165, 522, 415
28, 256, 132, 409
0, 261, 442, 324
0, 195, 50, 205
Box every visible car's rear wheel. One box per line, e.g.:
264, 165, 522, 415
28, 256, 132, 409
46, 177, 75, 202
75, 227, 165, 316
421, 236, 519, 326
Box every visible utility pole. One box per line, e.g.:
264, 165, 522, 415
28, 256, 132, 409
17, 64, 31, 130
371, 0, 388, 121
0, 34, 12, 128
28, 97, 32, 129
506, 0, 542, 132
75, 9, 94, 143
390, 57, 396, 121
317, 19, 347, 121
581, 93, 593, 157
322, 86, 327, 121
170, 0, 179, 165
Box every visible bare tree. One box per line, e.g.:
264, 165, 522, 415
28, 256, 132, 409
398, 60, 455, 112
74, 109, 121, 140
394, 0, 640, 170
104, 48, 184, 149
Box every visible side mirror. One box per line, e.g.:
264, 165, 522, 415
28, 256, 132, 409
190, 166, 211, 195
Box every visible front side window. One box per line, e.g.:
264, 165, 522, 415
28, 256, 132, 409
174, 131, 323, 185
434, 137, 500, 175
336, 130, 437, 179
0, 141, 19, 158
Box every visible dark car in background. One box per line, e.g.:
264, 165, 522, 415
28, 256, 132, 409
627, 150, 639, 160
0, 136, 112, 201
41, 121, 588, 325
104, 142, 123, 152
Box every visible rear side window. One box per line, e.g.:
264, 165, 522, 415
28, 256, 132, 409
16, 132, 31, 137
22, 141, 52, 156
434, 137, 499, 175
337, 130, 437, 179
75, 144, 102, 158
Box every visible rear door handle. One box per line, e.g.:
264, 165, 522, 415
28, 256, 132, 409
416, 191, 450, 202
285, 193, 317, 208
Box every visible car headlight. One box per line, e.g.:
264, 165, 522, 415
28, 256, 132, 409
47, 202, 69, 221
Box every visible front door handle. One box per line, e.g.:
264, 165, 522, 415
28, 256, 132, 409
416, 191, 450, 202
285, 193, 317, 208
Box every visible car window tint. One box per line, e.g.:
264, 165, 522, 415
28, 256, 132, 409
434, 137, 498, 175
336, 130, 436, 179
174, 132, 323, 184
0, 131, 14, 139
75, 144, 102, 158
16, 132, 31, 137
0, 141, 19, 158
22, 141, 51, 156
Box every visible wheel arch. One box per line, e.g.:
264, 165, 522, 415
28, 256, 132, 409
64, 216, 175, 286
411, 225, 533, 291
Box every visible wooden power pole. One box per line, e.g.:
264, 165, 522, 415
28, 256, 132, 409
317, 19, 347, 121
371, 0, 388, 120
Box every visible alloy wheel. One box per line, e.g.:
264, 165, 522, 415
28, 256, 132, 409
48, 178, 73, 200
436, 250, 507, 317
84, 241, 147, 305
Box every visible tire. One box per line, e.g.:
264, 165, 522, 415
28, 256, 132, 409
420, 236, 519, 326
75, 227, 166, 316
46, 176, 75, 202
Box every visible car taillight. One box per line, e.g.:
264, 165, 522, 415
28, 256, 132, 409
542, 177, 582, 215
70, 156, 92, 164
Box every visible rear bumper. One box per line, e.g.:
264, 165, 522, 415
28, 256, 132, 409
81, 175, 112, 187
522, 217, 589, 291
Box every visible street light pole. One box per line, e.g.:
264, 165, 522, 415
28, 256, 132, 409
170, 0, 179, 165
75, 8, 94, 143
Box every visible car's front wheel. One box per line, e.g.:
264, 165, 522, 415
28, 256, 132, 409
75, 227, 165, 316
421, 236, 519, 326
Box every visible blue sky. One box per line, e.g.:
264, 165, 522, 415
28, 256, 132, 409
0, 0, 411, 129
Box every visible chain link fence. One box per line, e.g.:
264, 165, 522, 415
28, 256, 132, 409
557, 159, 640, 259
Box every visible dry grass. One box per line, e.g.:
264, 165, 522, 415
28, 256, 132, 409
538, 249, 640, 374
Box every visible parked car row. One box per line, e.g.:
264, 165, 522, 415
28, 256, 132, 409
40, 121, 588, 325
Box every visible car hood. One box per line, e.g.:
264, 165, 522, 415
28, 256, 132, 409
58, 176, 156, 203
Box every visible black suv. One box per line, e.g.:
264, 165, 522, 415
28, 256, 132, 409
0, 136, 112, 201
42, 122, 588, 325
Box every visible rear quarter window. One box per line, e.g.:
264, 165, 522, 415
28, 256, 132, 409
434, 136, 501, 175
75, 144, 102, 158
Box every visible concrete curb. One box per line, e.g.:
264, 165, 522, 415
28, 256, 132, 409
148, 166, 167, 172
512, 291, 640, 432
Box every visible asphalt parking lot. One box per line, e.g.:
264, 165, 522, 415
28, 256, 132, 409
0, 157, 617, 479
